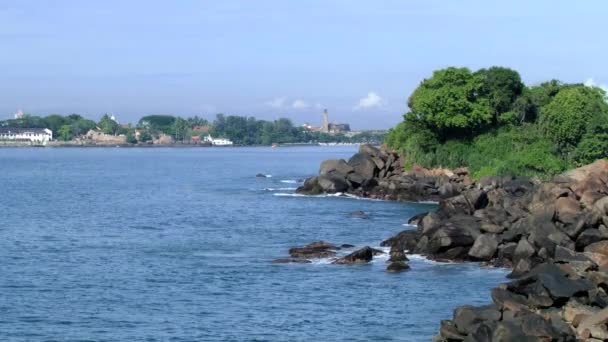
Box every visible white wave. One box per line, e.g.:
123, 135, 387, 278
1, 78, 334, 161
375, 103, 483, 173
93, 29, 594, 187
273, 193, 308, 197
406, 254, 450, 265
401, 223, 417, 228
264, 187, 297, 191
272, 192, 387, 202
417, 200, 440, 205
279, 179, 300, 184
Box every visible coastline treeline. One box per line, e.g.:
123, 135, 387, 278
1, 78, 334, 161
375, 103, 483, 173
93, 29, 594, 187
386, 66, 608, 179
0, 113, 386, 145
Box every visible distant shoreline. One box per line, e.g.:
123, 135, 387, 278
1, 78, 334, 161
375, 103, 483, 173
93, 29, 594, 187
0, 142, 366, 149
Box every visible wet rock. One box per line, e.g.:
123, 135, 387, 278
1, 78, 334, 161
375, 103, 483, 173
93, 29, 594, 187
407, 212, 428, 226
380, 229, 418, 253
388, 247, 408, 262
317, 174, 349, 193
288, 241, 339, 258
386, 261, 410, 272
332, 246, 374, 264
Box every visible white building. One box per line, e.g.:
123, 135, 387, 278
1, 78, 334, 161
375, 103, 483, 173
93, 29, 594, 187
203, 134, 233, 146
0, 128, 53, 144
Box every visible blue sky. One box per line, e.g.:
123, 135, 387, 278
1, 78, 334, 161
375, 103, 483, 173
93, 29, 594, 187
1, 0, 607, 129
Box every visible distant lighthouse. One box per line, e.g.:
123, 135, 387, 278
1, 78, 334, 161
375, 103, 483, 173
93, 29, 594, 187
322, 109, 329, 133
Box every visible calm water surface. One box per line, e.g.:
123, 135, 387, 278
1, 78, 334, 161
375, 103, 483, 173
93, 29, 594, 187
0, 146, 507, 341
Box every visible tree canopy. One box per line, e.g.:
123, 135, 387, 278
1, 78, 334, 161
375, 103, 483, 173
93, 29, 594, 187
387, 66, 608, 178
408, 67, 493, 138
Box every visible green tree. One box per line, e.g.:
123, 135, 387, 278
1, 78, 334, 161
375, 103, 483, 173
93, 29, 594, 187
540, 86, 608, 151
126, 130, 137, 144
99, 114, 119, 135
43, 114, 67, 134
408, 67, 493, 138
58, 124, 73, 141
138, 115, 176, 134
476, 66, 524, 121
139, 130, 153, 143
172, 117, 189, 142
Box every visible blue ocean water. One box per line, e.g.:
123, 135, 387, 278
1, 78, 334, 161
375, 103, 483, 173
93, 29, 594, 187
0, 146, 507, 341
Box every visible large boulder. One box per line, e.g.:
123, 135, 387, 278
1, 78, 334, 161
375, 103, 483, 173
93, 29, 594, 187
319, 159, 353, 177
317, 174, 350, 193
452, 304, 501, 335
555, 196, 582, 225
347, 153, 378, 185
584, 240, 608, 268
427, 225, 475, 255
468, 234, 499, 261
296, 176, 323, 195
332, 246, 374, 264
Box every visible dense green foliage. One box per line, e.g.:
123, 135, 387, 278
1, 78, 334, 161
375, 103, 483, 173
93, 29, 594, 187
387, 66, 608, 179
209, 114, 385, 145
0, 114, 97, 141
1, 112, 384, 145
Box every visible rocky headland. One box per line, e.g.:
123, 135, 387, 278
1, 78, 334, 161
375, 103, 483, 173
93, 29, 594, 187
293, 144, 608, 341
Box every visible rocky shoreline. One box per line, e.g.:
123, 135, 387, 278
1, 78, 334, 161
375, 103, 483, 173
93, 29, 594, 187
294, 144, 608, 341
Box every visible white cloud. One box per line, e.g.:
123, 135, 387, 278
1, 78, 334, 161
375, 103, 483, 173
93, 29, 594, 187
266, 97, 286, 108
292, 99, 309, 109
314, 102, 324, 109
354, 92, 384, 110
584, 78, 608, 93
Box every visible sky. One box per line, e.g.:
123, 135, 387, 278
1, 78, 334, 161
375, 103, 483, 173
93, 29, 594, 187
0, 0, 607, 130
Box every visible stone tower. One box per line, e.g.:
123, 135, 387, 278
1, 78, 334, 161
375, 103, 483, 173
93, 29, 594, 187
322, 109, 329, 133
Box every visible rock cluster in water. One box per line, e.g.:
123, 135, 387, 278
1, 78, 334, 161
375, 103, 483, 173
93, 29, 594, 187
272, 241, 404, 269
296, 144, 474, 202
299, 144, 608, 340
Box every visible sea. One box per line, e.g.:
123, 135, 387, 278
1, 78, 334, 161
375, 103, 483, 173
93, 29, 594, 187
0, 146, 508, 341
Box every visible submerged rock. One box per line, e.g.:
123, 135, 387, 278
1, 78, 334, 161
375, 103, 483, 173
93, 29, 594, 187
288, 240, 340, 258
350, 210, 369, 219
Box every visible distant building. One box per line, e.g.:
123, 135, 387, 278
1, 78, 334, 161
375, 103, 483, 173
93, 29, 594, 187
303, 109, 350, 134
0, 128, 53, 143
203, 134, 233, 146
14, 110, 25, 119
328, 122, 351, 133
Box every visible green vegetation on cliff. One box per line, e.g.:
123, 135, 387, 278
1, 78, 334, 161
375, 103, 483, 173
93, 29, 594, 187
386, 66, 608, 178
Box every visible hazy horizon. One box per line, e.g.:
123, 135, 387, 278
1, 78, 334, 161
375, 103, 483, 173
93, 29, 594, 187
1, 0, 607, 129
